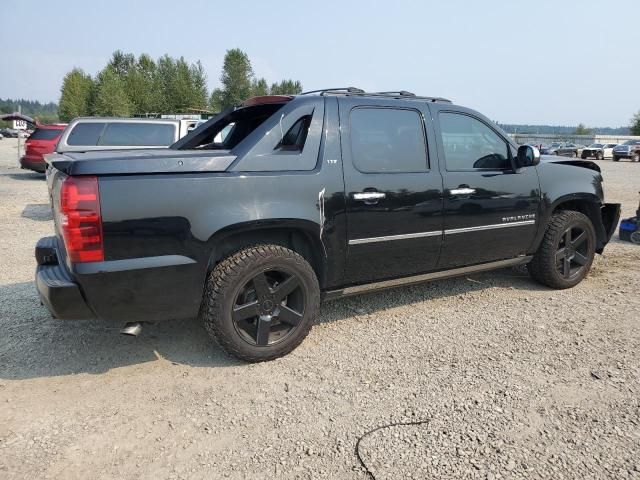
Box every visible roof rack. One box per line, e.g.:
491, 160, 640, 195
300, 87, 365, 95
300, 87, 451, 103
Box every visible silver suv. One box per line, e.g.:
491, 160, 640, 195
55, 117, 196, 153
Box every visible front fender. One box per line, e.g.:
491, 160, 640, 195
531, 161, 612, 252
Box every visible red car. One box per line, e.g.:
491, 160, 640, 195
20, 124, 67, 173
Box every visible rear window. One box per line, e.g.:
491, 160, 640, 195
66, 122, 176, 146
99, 123, 175, 146
29, 128, 62, 141
67, 122, 106, 146
175, 103, 286, 150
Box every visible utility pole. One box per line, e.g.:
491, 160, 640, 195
17, 105, 21, 164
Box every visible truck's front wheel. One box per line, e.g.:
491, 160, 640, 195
200, 245, 320, 362
529, 210, 596, 289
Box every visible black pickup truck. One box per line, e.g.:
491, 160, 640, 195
36, 88, 620, 361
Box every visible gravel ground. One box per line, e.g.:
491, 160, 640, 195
0, 137, 639, 479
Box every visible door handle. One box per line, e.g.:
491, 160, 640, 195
353, 191, 386, 203
450, 187, 476, 195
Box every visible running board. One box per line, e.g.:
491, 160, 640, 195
322, 256, 532, 300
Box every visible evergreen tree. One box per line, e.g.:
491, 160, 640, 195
573, 123, 593, 135
189, 61, 209, 110
107, 50, 136, 78
91, 66, 132, 116
58, 68, 94, 121
210, 48, 254, 110
124, 53, 159, 114
631, 112, 640, 136
251, 78, 269, 97
270, 80, 303, 95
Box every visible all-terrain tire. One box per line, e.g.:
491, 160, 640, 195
200, 244, 320, 362
528, 210, 596, 289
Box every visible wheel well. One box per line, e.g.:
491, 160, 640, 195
208, 227, 326, 287
553, 200, 607, 252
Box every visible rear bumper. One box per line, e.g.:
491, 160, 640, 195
35, 236, 95, 319
20, 156, 47, 173
34, 236, 202, 322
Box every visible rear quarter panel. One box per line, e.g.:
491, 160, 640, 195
79, 97, 347, 323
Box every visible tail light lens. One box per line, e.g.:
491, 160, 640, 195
60, 176, 104, 263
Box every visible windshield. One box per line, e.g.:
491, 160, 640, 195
549, 142, 562, 148
622, 140, 640, 145
588, 144, 603, 148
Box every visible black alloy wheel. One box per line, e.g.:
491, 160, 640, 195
201, 244, 320, 362
232, 269, 305, 347
529, 210, 596, 289
555, 226, 591, 280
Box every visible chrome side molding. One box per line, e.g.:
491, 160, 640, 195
349, 230, 442, 245
323, 256, 532, 300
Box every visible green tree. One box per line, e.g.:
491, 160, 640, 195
630, 112, 640, 136
270, 79, 303, 95
210, 48, 254, 111
251, 78, 269, 97
155, 54, 178, 112
124, 53, 159, 114
58, 68, 94, 121
574, 123, 593, 135
91, 66, 132, 116
189, 60, 209, 110
107, 50, 136, 78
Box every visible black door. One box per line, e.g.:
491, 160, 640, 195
340, 98, 444, 284
430, 106, 541, 269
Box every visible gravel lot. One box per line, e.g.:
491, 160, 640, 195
0, 137, 639, 479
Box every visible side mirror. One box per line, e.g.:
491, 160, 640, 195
516, 145, 540, 168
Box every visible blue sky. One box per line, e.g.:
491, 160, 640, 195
1, 0, 638, 126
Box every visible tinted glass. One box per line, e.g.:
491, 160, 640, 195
439, 113, 510, 170
29, 128, 62, 141
99, 123, 175, 146
67, 123, 106, 146
277, 116, 311, 151
350, 108, 427, 173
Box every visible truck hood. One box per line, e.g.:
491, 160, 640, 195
44, 149, 237, 176
539, 155, 600, 172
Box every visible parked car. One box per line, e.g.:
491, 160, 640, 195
20, 124, 67, 173
581, 143, 618, 160
612, 140, 640, 162
36, 89, 620, 362
0, 128, 19, 138
54, 117, 193, 154
0, 133, 3, 140
540, 142, 581, 157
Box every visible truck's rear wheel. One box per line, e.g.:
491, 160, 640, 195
200, 245, 320, 362
529, 210, 596, 289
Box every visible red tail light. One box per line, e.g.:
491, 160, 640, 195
60, 176, 104, 263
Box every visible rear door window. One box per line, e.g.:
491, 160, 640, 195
67, 122, 106, 146
99, 123, 176, 146
350, 107, 428, 173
